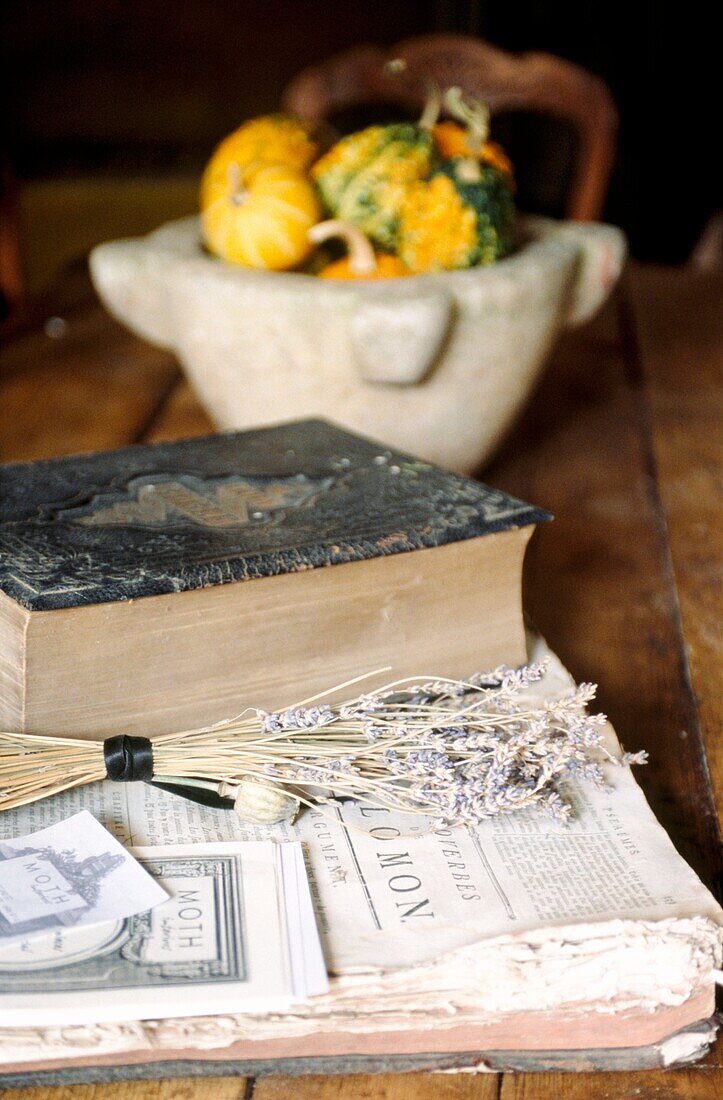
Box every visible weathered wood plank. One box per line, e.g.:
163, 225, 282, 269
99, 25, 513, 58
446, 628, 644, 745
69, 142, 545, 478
627, 266, 723, 823
0, 276, 180, 462
142, 378, 215, 443
481, 283, 723, 1100
0, 262, 93, 350
500, 1064, 721, 1099
486, 286, 721, 891
254, 1072, 499, 1100
0, 1078, 249, 1100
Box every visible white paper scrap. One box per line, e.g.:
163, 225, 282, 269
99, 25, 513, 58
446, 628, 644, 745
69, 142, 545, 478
0, 810, 167, 947
280, 842, 329, 1000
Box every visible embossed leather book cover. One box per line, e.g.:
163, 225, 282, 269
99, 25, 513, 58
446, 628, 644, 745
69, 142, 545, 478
0, 419, 549, 738
0, 419, 550, 613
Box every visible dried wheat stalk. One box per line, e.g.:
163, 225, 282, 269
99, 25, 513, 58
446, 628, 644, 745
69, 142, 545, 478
0, 660, 646, 826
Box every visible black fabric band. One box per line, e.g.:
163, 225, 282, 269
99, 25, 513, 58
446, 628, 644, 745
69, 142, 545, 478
103, 735, 154, 782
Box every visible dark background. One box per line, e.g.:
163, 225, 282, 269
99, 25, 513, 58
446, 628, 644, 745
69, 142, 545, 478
2, 0, 718, 263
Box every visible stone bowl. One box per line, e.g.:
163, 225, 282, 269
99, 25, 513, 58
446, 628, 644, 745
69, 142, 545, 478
90, 215, 626, 473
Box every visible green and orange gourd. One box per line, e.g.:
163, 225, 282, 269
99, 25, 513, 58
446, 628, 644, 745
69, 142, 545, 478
199, 81, 517, 276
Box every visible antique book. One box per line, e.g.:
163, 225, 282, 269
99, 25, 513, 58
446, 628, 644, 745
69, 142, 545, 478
0, 419, 549, 739
0, 642, 720, 1086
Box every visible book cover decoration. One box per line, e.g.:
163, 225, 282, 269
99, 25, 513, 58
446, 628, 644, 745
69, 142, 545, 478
0, 418, 549, 612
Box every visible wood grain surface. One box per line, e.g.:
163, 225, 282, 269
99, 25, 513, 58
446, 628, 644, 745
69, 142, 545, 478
628, 267, 723, 825
0, 262, 720, 1098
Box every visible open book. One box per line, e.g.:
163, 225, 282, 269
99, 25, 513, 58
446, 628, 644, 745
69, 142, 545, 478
0, 640, 720, 1083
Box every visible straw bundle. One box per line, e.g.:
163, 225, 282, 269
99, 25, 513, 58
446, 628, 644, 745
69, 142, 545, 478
0, 660, 645, 826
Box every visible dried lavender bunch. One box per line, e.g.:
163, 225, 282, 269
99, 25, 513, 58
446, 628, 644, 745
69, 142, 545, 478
0, 660, 646, 826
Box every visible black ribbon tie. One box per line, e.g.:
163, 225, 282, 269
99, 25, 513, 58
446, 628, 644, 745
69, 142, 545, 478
103, 735, 154, 782
103, 734, 234, 808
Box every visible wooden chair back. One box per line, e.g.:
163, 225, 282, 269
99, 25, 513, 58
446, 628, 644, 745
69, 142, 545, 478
282, 34, 618, 222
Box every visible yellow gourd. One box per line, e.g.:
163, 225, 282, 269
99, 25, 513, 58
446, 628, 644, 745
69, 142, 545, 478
396, 86, 516, 273
398, 175, 478, 273
201, 162, 322, 270
398, 161, 516, 274
205, 115, 318, 176
309, 220, 409, 280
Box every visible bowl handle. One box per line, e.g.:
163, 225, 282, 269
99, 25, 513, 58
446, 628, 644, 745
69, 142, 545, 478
349, 285, 454, 385
560, 222, 627, 328
90, 238, 177, 350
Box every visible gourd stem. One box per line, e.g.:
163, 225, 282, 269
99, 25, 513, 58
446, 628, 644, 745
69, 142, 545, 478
227, 161, 249, 205
308, 219, 377, 275
418, 80, 442, 131
455, 159, 483, 183
385, 58, 442, 131
443, 86, 490, 152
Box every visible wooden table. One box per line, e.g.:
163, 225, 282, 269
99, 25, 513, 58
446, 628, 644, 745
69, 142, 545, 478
0, 263, 721, 1098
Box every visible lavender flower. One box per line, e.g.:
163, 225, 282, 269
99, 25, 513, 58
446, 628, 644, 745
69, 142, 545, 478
183, 661, 646, 829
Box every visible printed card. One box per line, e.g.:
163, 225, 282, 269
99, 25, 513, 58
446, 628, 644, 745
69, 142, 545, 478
0, 811, 167, 946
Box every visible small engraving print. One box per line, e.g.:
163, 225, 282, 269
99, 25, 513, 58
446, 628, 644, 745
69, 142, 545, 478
0, 855, 246, 993
0, 812, 167, 948
0, 849, 123, 937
